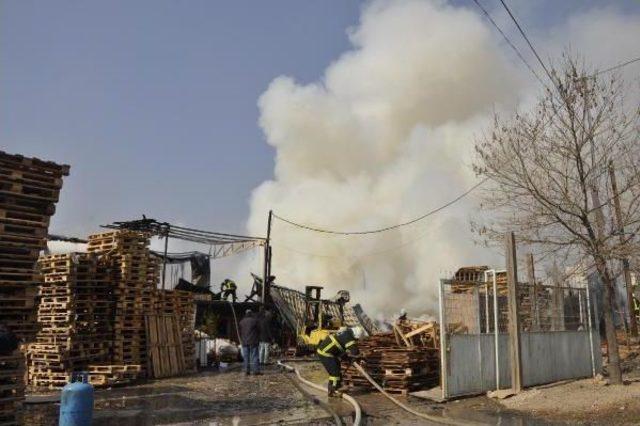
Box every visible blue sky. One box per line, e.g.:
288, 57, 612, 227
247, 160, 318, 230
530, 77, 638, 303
3, 0, 640, 242
1, 1, 363, 237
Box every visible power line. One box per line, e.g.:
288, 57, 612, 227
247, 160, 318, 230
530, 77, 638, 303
594, 56, 640, 76
470, 0, 547, 87
474, 0, 640, 84
273, 178, 487, 235
498, 0, 555, 85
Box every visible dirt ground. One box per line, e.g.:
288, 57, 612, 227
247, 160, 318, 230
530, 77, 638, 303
496, 344, 640, 425
498, 377, 640, 424
24, 364, 352, 425
25, 359, 640, 425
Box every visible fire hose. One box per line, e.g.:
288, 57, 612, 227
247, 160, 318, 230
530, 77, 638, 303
351, 362, 485, 426
277, 361, 362, 426
228, 304, 359, 424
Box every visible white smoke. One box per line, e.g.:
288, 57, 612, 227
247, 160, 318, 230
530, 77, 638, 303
246, 0, 640, 316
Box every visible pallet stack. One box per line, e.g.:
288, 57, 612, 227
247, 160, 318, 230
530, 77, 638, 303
155, 290, 195, 371
86, 364, 141, 387
87, 230, 153, 374
27, 253, 112, 388
0, 151, 68, 424
176, 290, 196, 370
342, 323, 440, 395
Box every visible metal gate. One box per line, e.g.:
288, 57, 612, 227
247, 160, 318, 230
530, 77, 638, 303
438, 271, 601, 398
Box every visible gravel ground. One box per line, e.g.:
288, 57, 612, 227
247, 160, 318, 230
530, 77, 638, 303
498, 377, 640, 425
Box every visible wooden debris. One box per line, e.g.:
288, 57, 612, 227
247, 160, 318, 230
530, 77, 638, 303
342, 320, 440, 394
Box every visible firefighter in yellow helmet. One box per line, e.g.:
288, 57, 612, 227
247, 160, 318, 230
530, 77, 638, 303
316, 328, 359, 396
221, 279, 237, 302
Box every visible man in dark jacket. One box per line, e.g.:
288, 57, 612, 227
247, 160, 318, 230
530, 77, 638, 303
316, 328, 359, 396
238, 310, 260, 375
258, 310, 273, 365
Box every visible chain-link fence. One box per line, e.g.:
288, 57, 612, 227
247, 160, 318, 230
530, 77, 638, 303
441, 272, 594, 335
439, 269, 601, 398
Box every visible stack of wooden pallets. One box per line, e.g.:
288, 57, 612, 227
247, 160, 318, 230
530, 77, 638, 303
155, 290, 195, 371
87, 230, 153, 373
0, 151, 68, 423
27, 253, 112, 388
342, 322, 440, 395
86, 364, 141, 387
176, 290, 195, 370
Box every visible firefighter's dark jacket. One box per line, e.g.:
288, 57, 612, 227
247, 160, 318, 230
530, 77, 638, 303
222, 280, 237, 291
316, 329, 359, 358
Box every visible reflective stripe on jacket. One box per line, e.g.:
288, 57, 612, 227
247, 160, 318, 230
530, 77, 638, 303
316, 330, 357, 358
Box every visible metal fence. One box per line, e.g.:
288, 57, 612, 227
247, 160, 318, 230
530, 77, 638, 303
438, 272, 602, 398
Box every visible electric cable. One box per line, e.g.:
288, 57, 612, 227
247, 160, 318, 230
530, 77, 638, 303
273, 178, 487, 235
594, 56, 640, 76
497, 0, 554, 84
470, 0, 547, 87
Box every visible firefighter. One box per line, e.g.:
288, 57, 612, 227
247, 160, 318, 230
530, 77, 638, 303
221, 279, 237, 302
316, 328, 359, 396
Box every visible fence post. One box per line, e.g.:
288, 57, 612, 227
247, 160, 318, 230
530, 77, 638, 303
526, 253, 539, 331
506, 232, 523, 392
492, 270, 500, 390
438, 279, 448, 399
585, 282, 596, 378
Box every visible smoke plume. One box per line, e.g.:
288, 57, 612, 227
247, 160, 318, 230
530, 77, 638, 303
246, 0, 640, 315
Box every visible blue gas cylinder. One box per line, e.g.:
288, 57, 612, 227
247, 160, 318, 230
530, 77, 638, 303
59, 373, 94, 426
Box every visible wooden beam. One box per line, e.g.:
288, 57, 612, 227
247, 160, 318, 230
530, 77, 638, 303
393, 324, 412, 347
404, 323, 434, 339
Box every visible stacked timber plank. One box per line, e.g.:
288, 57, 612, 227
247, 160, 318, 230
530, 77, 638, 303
342, 320, 440, 394
87, 230, 153, 373
0, 151, 68, 424
27, 253, 112, 388
86, 364, 141, 387
176, 291, 196, 369
0, 354, 24, 426
155, 290, 196, 371
145, 314, 184, 379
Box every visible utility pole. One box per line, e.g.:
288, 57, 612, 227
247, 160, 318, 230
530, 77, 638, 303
591, 186, 623, 382
526, 253, 539, 331
505, 232, 522, 393
609, 161, 638, 338
262, 210, 273, 305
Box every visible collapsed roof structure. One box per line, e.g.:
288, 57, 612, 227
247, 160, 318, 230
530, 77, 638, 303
270, 284, 379, 336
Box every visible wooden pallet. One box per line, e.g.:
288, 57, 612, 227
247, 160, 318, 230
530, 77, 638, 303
145, 315, 185, 379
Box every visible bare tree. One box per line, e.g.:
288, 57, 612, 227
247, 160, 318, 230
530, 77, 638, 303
473, 55, 640, 384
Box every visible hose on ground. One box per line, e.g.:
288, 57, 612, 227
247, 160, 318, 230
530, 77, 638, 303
352, 362, 485, 426
282, 372, 343, 426
278, 360, 362, 426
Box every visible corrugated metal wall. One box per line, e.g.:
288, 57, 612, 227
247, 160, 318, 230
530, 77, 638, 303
443, 330, 601, 398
